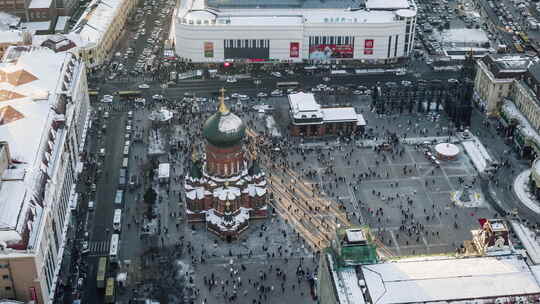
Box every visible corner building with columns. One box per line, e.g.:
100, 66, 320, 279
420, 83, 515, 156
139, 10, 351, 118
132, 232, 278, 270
184, 96, 267, 240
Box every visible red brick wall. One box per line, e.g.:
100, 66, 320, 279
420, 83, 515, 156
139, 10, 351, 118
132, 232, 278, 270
206, 142, 245, 177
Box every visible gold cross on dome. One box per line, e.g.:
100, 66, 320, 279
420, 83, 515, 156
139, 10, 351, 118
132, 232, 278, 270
218, 87, 229, 113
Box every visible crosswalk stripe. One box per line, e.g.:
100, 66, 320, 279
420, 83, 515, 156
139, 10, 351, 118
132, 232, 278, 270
89, 241, 110, 253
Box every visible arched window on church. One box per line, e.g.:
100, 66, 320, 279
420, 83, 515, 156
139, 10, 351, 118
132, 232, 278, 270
224, 163, 229, 176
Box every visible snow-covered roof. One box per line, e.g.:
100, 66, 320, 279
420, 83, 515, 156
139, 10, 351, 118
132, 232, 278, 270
357, 114, 366, 126
55, 16, 69, 32
0, 47, 74, 246
205, 207, 250, 231
73, 0, 124, 45
0, 13, 21, 31
158, 163, 170, 179
227, 16, 303, 26
28, 0, 52, 9
288, 92, 322, 120
322, 107, 358, 122
362, 255, 540, 304
502, 100, 540, 150
436, 28, 489, 44
0, 31, 24, 44
434, 142, 460, 157
213, 185, 241, 201
21, 21, 51, 33
365, 0, 411, 9
178, 0, 413, 25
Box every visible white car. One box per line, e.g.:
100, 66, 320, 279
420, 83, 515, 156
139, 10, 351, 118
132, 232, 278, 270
353, 90, 363, 95
152, 94, 164, 100
138, 84, 150, 89
395, 70, 407, 76
257, 92, 268, 97
231, 93, 240, 98
271, 72, 282, 78
226, 76, 237, 83
271, 89, 282, 96
311, 87, 321, 92
239, 95, 249, 101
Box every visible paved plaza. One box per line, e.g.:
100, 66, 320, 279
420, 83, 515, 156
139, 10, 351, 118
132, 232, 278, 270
81, 89, 513, 304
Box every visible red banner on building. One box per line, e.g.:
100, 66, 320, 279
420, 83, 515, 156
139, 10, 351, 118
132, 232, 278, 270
364, 39, 374, 49
290, 42, 299, 58
364, 39, 374, 55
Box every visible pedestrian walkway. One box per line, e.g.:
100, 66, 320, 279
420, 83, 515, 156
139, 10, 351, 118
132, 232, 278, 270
89, 240, 110, 255
510, 220, 540, 265
513, 169, 540, 215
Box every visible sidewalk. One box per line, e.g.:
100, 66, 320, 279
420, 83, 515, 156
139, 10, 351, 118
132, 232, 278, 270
513, 169, 540, 215
510, 220, 540, 265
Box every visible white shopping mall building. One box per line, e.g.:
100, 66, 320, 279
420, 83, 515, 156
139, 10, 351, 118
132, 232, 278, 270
172, 0, 417, 63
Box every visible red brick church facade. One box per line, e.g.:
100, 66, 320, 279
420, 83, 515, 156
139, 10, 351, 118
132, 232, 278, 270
184, 93, 267, 240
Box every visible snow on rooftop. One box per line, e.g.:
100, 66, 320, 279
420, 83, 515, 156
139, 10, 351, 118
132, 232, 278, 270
322, 107, 358, 122
21, 21, 51, 33
362, 255, 540, 304
436, 28, 489, 44
28, 0, 52, 9
288, 92, 323, 120
158, 163, 170, 179
0, 13, 20, 31
365, 0, 410, 9
55, 16, 69, 32
178, 0, 409, 24
0, 180, 27, 231
0, 47, 68, 244
502, 100, 540, 151
462, 139, 492, 173
75, 0, 123, 44
227, 16, 303, 26
0, 31, 24, 44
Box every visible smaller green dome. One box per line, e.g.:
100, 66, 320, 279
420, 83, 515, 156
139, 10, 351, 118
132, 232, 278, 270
203, 110, 245, 148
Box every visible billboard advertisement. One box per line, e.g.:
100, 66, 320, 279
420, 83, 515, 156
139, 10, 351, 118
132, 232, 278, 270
309, 44, 353, 60
204, 42, 214, 58
364, 39, 374, 55
290, 42, 299, 58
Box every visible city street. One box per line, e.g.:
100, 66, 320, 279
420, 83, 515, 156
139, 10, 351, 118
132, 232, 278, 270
62, 0, 540, 303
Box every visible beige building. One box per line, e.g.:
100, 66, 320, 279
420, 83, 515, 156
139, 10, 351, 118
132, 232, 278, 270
513, 80, 540, 131
71, 0, 136, 67
473, 54, 533, 116
0, 45, 90, 304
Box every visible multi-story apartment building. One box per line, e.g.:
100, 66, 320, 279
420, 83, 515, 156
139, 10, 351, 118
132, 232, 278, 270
0, 45, 90, 304
72, 0, 136, 67
474, 54, 533, 116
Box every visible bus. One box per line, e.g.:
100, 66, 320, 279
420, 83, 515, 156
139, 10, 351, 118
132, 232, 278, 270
96, 257, 107, 289
276, 81, 299, 89
105, 278, 115, 303
113, 209, 122, 232
117, 91, 142, 98
114, 190, 123, 205
514, 43, 524, 53
109, 234, 119, 263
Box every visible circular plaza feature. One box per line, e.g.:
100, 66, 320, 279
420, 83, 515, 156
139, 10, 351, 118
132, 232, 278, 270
435, 143, 460, 160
